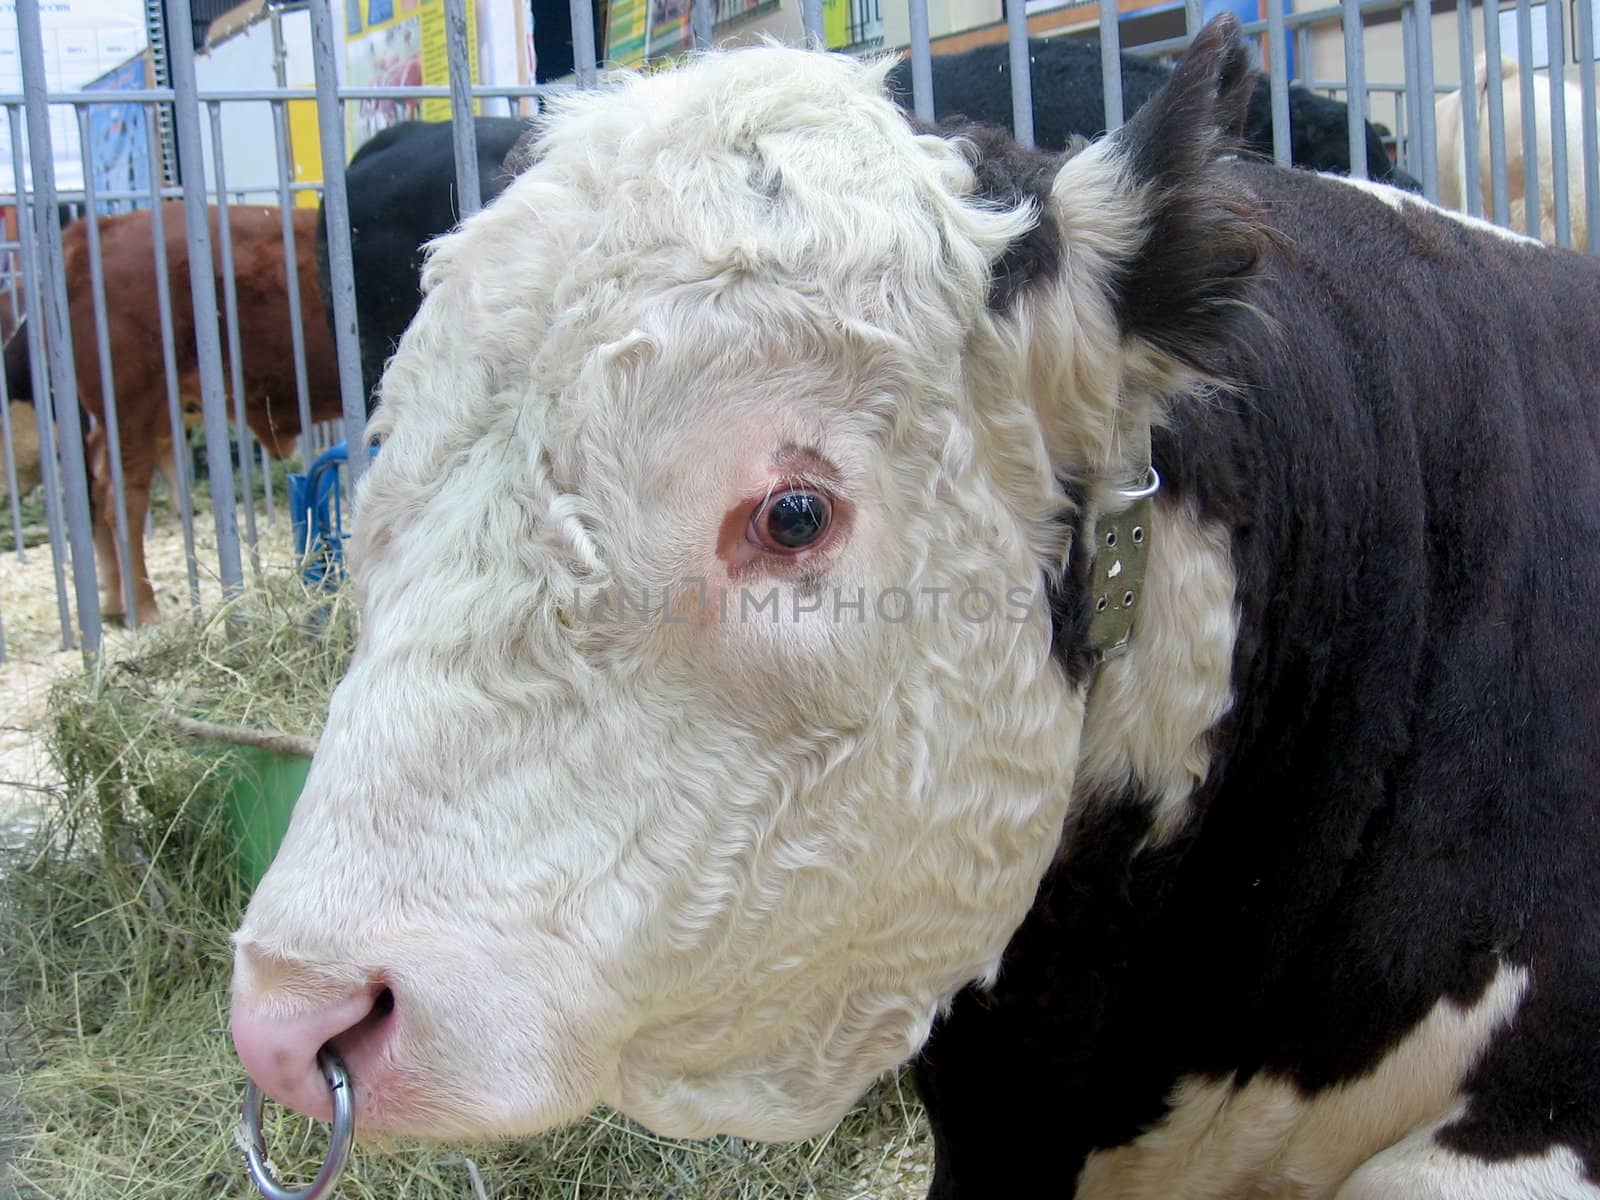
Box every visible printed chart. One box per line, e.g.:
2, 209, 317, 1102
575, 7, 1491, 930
0, 0, 148, 194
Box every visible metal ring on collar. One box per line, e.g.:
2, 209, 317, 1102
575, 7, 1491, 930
1111, 464, 1161, 504
241, 1047, 354, 1200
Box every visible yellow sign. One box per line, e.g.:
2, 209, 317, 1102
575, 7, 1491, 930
606, 0, 692, 68
287, 98, 322, 208
823, 0, 850, 48
344, 0, 478, 156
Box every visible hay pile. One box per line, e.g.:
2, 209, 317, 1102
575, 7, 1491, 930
0, 572, 931, 1199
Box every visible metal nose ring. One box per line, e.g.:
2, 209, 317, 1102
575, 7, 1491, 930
241, 1047, 354, 1200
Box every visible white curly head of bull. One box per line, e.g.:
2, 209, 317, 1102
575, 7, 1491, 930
231, 19, 1259, 1144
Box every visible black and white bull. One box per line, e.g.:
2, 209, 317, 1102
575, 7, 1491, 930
316, 116, 532, 409
886, 35, 1422, 191
231, 17, 1600, 1197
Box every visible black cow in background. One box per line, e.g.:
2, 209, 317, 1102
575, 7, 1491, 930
316, 116, 532, 409
326, 45, 1416, 412
887, 37, 1421, 190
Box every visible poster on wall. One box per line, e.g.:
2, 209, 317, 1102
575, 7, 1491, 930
344, 0, 479, 157
822, 0, 851, 47
84, 54, 152, 211
605, 0, 693, 68
0, 0, 147, 193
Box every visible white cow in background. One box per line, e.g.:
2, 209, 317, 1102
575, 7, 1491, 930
1436, 55, 1596, 250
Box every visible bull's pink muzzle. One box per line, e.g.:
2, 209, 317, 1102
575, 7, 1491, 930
230, 945, 399, 1122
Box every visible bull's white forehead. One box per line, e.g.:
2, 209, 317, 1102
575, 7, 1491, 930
503, 47, 1013, 309
373, 47, 1036, 425
353, 47, 1046, 645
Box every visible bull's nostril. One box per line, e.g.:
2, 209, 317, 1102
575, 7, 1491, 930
325, 984, 399, 1070
231, 976, 397, 1121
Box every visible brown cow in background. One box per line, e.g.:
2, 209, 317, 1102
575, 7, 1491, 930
4, 202, 341, 625
2, 400, 40, 504
2, 290, 41, 506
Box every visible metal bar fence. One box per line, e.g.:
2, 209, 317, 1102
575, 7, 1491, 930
167, 0, 244, 605
1101, 0, 1125, 131
570, 0, 598, 89
1006, 0, 1034, 148
1547, 0, 1571, 245
17, 2, 102, 656
1413, 0, 1437, 199
1583, 0, 1600, 244
75, 106, 139, 625
908, 0, 934, 122
1455, 0, 1481, 217
445, 0, 482, 219
1515, 0, 1542, 239
207, 101, 262, 582
803, 0, 826, 45
694, 0, 716, 48
9, 107, 73, 649
1342, 0, 1371, 179
307, 0, 370, 481
145, 105, 205, 615
1401, 6, 1421, 177
3, 0, 1599, 666
1483, 0, 1513, 226
270, 98, 318, 474
1267, 0, 1292, 166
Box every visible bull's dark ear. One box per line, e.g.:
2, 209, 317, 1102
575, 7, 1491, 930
1123, 12, 1256, 151
1100, 12, 1266, 377
1007, 14, 1269, 479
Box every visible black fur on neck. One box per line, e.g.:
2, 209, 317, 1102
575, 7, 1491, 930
900, 111, 1069, 311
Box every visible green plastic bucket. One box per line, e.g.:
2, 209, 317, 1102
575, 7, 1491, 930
218, 747, 312, 889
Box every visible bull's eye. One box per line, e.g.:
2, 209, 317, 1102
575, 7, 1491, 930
752, 488, 832, 552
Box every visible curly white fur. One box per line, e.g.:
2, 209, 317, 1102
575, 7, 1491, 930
232, 45, 1224, 1142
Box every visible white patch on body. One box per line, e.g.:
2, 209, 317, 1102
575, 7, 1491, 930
1339, 1116, 1600, 1199
1327, 174, 1409, 212
1076, 964, 1535, 1199
1326, 173, 1545, 247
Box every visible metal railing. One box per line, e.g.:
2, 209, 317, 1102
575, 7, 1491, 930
2, 0, 1597, 663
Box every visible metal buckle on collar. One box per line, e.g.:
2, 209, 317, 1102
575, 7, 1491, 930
1086, 465, 1160, 660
